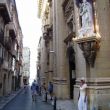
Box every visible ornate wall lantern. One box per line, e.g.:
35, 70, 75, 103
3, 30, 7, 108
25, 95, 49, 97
77, 37, 100, 67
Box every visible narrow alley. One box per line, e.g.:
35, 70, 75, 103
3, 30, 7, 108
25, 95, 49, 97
1, 0, 110, 110
2, 87, 53, 110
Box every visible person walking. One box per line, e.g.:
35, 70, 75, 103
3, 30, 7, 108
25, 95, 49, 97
24, 84, 28, 94
31, 80, 37, 102
36, 83, 39, 95
48, 81, 53, 100
41, 82, 47, 101
78, 77, 88, 110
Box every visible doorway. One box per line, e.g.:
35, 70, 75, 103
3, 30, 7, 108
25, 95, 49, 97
3, 74, 6, 95
67, 45, 76, 99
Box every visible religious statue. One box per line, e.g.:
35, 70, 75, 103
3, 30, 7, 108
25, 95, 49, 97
78, 0, 94, 37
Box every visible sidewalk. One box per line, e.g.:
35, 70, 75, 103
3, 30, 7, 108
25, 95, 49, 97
0, 88, 23, 110
56, 100, 77, 110
44, 94, 77, 110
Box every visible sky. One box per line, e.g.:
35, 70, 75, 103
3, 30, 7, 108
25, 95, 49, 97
15, 0, 42, 82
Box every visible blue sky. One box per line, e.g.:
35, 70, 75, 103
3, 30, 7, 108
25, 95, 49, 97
15, 0, 42, 82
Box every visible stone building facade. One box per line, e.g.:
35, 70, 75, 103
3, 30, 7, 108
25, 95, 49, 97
38, 0, 110, 109
23, 47, 30, 85
37, 0, 53, 88
0, 0, 23, 96
37, 37, 46, 85
73, 0, 110, 110
38, 0, 69, 99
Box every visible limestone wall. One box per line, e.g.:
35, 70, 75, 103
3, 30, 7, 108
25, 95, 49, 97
73, 0, 110, 109
52, 0, 69, 99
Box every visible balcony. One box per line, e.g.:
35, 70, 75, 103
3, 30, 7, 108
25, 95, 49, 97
0, 0, 11, 24
42, 24, 49, 39
2, 60, 8, 70
48, 0, 52, 6
11, 49, 17, 58
9, 22, 16, 39
18, 59, 22, 66
43, 24, 53, 40
4, 36, 11, 50
62, 0, 74, 21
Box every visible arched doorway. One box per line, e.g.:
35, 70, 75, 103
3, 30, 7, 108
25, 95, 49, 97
67, 43, 76, 99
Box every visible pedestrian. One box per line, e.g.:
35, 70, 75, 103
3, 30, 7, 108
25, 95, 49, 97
38, 84, 42, 96
48, 81, 53, 100
24, 84, 28, 94
41, 82, 47, 101
31, 80, 37, 102
36, 83, 39, 95
78, 77, 88, 110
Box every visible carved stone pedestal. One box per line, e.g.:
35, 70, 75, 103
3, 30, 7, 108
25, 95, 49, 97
74, 35, 100, 67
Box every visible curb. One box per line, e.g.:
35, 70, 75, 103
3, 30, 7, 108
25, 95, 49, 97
0, 88, 23, 110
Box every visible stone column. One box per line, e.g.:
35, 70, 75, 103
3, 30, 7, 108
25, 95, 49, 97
48, 40, 53, 82
40, 38, 47, 84
53, 0, 69, 99
48, 0, 53, 83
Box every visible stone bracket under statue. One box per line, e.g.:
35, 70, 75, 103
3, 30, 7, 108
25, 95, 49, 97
74, 34, 100, 67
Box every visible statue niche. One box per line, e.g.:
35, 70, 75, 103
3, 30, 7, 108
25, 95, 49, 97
78, 0, 95, 37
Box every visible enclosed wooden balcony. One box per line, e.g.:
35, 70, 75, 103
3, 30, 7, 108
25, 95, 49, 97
0, 0, 11, 24
11, 49, 17, 59
43, 24, 53, 40
4, 36, 11, 50
18, 58, 23, 66
62, 0, 74, 21
9, 22, 17, 39
42, 24, 49, 38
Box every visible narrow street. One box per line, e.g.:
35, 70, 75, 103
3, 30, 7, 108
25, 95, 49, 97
2, 87, 53, 110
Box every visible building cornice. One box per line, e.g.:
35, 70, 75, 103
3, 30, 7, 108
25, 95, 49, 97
37, 0, 49, 18
37, 0, 43, 18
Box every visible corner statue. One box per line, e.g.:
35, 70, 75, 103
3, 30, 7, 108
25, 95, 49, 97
79, 0, 94, 37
